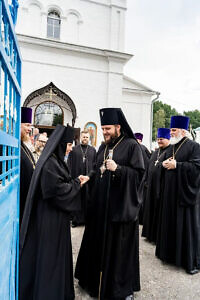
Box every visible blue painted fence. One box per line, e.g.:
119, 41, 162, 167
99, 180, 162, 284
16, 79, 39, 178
0, 0, 21, 299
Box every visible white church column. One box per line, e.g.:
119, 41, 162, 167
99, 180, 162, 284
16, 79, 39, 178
106, 56, 123, 107
41, 12, 48, 38
28, 3, 42, 37
109, 5, 126, 52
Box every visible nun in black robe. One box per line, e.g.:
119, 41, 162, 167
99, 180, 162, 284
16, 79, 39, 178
142, 128, 171, 243
75, 108, 144, 299
156, 116, 200, 273
68, 143, 96, 226
19, 124, 83, 300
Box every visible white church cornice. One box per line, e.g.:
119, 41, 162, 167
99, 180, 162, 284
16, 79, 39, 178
123, 75, 159, 95
122, 88, 158, 96
17, 34, 132, 62
80, 0, 127, 10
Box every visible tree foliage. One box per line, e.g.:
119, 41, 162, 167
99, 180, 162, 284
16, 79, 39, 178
53, 114, 63, 126
152, 101, 179, 141
152, 101, 200, 141
183, 110, 200, 130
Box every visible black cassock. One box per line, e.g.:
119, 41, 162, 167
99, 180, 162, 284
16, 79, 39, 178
20, 142, 35, 225
140, 144, 151, 170
156, 138, 200, 272
75, 136, 144, 299
139, 144, 151, 224
142, 146, 169, 243
68, 144, 96, 225
19, 130, 81, 300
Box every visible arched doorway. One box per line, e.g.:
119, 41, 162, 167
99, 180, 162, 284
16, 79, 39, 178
23, 82, 80, 139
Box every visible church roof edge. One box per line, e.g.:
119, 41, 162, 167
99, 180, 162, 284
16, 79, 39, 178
123, 75, 159, 95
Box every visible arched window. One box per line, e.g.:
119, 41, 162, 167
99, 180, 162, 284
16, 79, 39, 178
35, 102, 63, 126
47, 11, 61, 39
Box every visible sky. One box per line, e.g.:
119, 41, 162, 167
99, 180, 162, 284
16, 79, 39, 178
124, 0, 200, 113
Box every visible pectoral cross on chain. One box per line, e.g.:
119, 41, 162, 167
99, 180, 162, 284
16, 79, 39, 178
154, 160, 159, 166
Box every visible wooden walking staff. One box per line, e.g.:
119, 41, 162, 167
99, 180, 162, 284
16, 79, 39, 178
98, 149, 113, 300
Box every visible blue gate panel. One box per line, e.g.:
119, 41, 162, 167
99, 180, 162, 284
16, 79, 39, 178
0, 0, 21, 300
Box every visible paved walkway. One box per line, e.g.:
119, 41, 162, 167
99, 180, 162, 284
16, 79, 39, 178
71, 226, 200, 300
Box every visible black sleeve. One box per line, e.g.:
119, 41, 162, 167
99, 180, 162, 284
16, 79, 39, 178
111, 141, 145, 222
176, 142, 200, 206
87, 148, 97, 178
41, 158, 81, 212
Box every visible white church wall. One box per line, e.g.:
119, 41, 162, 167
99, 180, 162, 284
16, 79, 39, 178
21, 61, 108, 145
16, 0, 157, 147
16, 0, 126, 52
122, 91, 152, 149
19, 39, 128, 145
28, 3, 42, 37
18, 35, 155, 147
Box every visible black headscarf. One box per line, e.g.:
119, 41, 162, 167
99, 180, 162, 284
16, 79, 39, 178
20, 124, 75, 254
54, 125, 75, 162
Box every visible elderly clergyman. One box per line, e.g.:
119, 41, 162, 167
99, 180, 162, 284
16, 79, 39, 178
32, 134, 48, 163
156, 116, 200, 274
20, 107, 35, 225
75, 108, 144, 299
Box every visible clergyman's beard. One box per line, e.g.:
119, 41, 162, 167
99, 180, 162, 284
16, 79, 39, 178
81, 140, 88, 145
104, 129, 118, 145
21, 132, 29, 143
170, 133, 183, 145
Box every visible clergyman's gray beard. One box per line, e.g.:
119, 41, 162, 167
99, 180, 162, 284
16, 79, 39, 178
170, 135, 183, 145
21, 133, 29, 143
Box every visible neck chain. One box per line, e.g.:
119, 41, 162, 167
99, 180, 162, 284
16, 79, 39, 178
100, 136, 124, 177
22, 143, 36, 169
172, 137, 188, 159
80, 144, 88, 163
154, 147, 168, 166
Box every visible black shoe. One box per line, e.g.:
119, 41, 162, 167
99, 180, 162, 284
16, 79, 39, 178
187, 268, 199, 275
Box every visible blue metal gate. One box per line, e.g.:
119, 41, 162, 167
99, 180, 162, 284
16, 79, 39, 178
0, 0, 21, 299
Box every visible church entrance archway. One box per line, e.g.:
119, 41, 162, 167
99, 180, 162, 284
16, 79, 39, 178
23, 82, 80, 139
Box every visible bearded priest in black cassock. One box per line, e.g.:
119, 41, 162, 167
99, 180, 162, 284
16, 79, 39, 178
75, 108, 145, 299
19, 124, 88, 300
68, 130, 96, 226
142, 128, 170, 243
20, 107, 36, 225
156, 116, 200, 274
